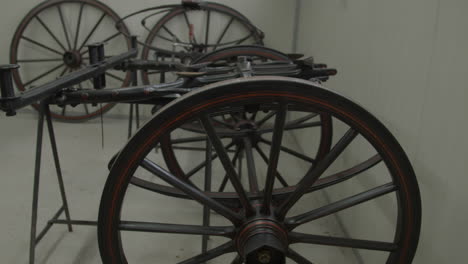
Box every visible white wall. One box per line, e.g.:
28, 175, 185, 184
0, 0, 295, 61
95, 0, 296, 52
294, 0, 467, 263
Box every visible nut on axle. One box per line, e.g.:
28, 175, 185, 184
237, 219, 287, 264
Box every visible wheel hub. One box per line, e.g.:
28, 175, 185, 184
63, 50, 82, 68
236, 213, 288, 263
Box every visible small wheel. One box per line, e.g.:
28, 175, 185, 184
141, 2, 264, 85
98, 77, 421, 263
10, 0, 132, 121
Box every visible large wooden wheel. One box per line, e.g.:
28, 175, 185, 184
98, 77, 421, 263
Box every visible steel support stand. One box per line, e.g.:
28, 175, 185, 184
29, 101, 73, 264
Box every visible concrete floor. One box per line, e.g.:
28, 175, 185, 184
0, 108, 356, 264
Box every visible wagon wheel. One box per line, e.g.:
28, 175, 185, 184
98, 77, 421, 263
141, 1, 264, 85
158, 45, 332, 184
10, 0, 131, 121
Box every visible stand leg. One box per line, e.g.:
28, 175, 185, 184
29, 102, 75, 264
128, 104, 134, 139
238, 149, 243, 180
45, 105, 73, 232
130, 35, 140, 134
202, 139, 212, 253
160, 56, 166, 83
135, 104, 140, 129
132, 52, 140, 130
29, 103, 45, 264
127, 104, 140, 137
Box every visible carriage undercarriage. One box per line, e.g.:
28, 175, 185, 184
0, 1, 421, 263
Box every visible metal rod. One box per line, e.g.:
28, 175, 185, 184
202, 139, 212, 253
140, 159, 243, 226
29, 102, 45, 264
214, 17, 234, 50
254, 145, 288, 187
128, 104, 134, 139
130, 36, 141, 130
218, 146, 241, 192
238, 147, 243, 182
21, 36, 63, 56
289, 232, 397, 252
179, 241, 235, 264
54, 80, 188, 106
260, 138, 315, 163
35, 206, 64, 245
45, 105, 73, 232
78, 13, 106, 51
183, 11, 198, 44
286, 183, 397, 229
205, 11, 211, 52
101, 32, 121, 44
50, 219, 98, 226
276, 128, 358, 218
34, 15, 67, 52
24, 63, 65, 87
287, 248, 312, 264
186, 141, 235, 179
57, 5, 72, 50
5, 49, 137, 111
200, 115, 254, 216
160, 57, 166, 83
135, 104, 140, 129
243, 137, 259, 193
292, 0, 302, 53
263, 104, 287, 214
162, 25, 186, 49
105, 72, 125, 82
73, 3, 84, 50
119, 221, 233, 236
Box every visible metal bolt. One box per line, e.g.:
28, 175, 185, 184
257, 249, 271, 264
